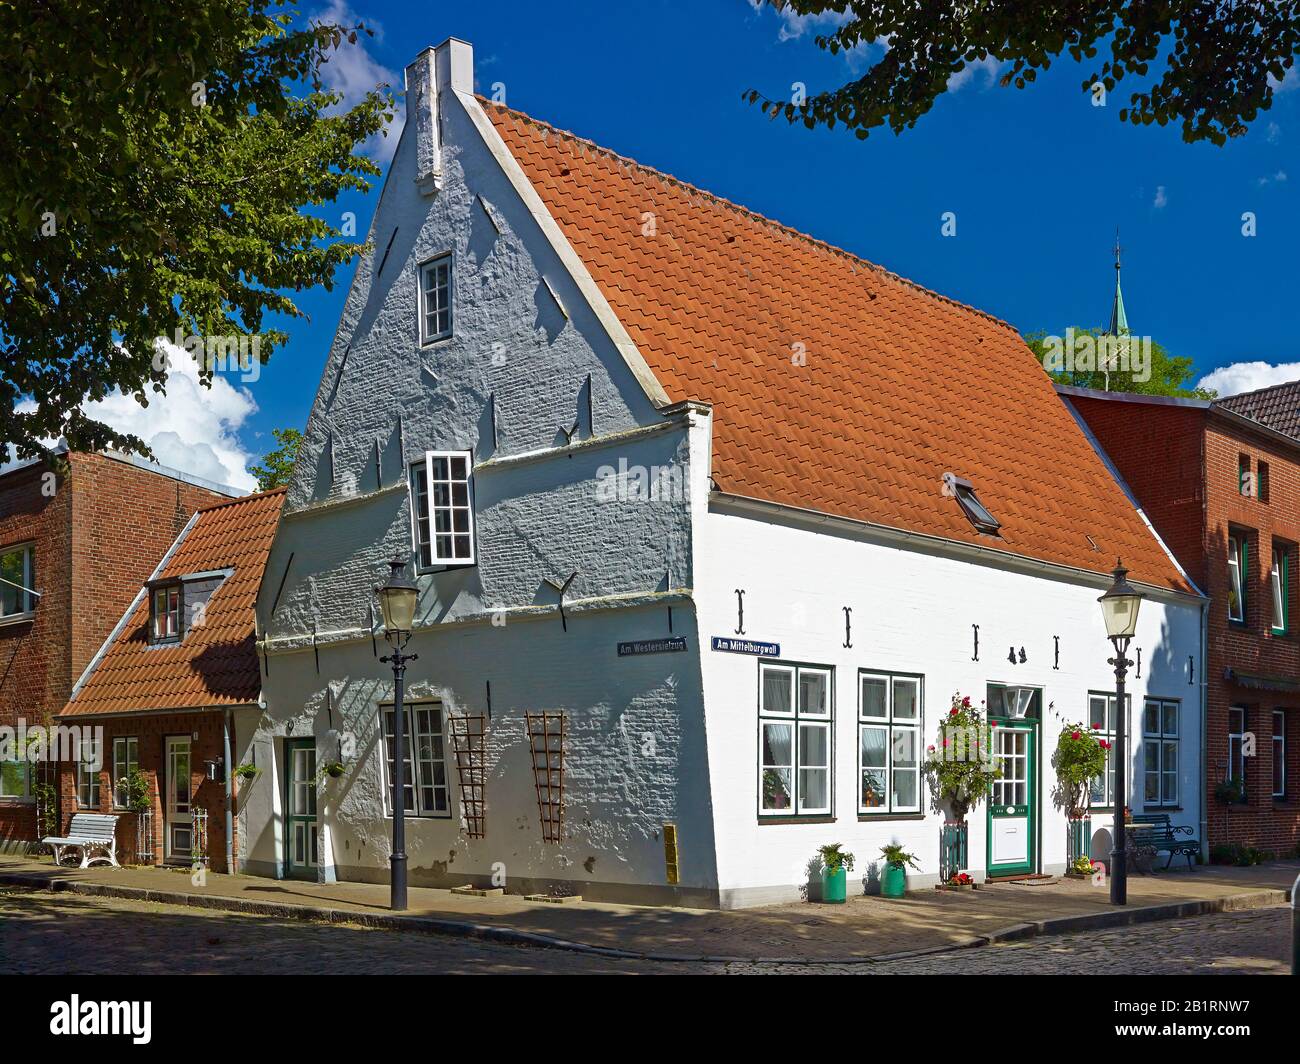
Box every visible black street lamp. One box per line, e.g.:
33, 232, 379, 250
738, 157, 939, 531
377, 558, 418, 911
1098, 559, 1143, 906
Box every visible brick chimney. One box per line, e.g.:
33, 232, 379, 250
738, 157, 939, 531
405, 38, 474, 196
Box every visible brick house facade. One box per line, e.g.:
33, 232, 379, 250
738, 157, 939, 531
55, 489, 284, 873
0, 451, 234, 850
1064, 386, 1300, 855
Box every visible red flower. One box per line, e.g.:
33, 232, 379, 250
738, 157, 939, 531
1099, 739, 1110, 750
927, 745, 935, 753
962, 696, 972, 707
1071, 730, 1081, 740
950, 707, 959, 717
1091, 723, 1101, 730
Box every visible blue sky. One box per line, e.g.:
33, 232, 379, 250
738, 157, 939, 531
130, 0, 1300, 487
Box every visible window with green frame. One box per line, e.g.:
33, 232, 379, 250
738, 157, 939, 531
1271, 543, 1290, 634
1227, 531, 1248, 624
759, 662, 832, 817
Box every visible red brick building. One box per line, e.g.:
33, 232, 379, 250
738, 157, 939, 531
1064, 384, 1300, 855
55, 489, 283, 872
0, 451, 234, 850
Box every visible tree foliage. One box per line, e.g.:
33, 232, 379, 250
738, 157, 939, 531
746, 1, 1300, 145
1025, 326, 1215, 398
0, 2, 394, 461
249, 426, 302, 491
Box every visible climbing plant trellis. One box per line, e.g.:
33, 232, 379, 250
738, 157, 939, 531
526, 711, 565, 843
449, 713, 488, 839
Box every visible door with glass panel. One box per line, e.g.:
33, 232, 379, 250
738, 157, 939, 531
987, 721, 1037, 877
283, 739, 318, 879
163, 736, 193, 862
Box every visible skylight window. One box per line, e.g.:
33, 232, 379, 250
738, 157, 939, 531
949, 476, 1000, 535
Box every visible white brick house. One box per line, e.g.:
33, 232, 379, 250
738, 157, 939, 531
240, 38, 1206, 909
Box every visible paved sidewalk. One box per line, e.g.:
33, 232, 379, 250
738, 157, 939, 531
2, 854, 1296, 963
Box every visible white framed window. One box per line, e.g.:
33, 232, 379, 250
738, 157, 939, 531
409, 451, 475, 568
0, 543, 36, 619
0, 759, 31, 799
1272, 545, 1289, 634
858, 671, 922, 814
152, 584, 181, 642
1142, 698, 1179, 808
77, 736, 101, 809
759, 662, 831, 816
1088, 691, 1130, 808
380, 701, 451, 818
112, 737, 140, 809
1228, 706, 1248, 799
419, 253, 453, 343
1228, 533, 1247, 623
1273, 710, 1287, 799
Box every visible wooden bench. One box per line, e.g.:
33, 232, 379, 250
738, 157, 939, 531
43, 813, 121, 869
1130, 812, 1198, 871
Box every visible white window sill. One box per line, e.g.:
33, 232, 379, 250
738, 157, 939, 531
0, 796, 35, 805
0, 612, 36, 629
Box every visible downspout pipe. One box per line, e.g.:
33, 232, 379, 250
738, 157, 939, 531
1199, 599, 1210, 862
224, 710, 234, 875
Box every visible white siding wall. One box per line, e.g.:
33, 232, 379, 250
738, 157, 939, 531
695, 499, 1204, 908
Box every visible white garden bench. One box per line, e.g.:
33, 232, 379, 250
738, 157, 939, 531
43, 813, 121, 868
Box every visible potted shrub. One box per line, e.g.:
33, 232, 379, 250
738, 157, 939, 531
317, 760, 346, 781
762, 769, 790, 810
1065, 855, 1098, 878
923, 693, 1001, 881
817, 843, 854, 904
233, 762, 260, 783
1052, 721, 1107, 864
878, 843, 919, 898
1215, 777, 1245, 805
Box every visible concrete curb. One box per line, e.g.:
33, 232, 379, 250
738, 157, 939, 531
0, 869, 1289, 966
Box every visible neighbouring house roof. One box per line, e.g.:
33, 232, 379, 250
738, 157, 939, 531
1215, 379, 1300, 441
485, 102, 1193, 593
60, 488, 285, 718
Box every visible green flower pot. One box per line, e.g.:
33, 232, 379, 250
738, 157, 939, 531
821, 865, 847, 903
881, 863, 907, 898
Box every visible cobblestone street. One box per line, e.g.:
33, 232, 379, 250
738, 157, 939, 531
0, 888, 1288, 975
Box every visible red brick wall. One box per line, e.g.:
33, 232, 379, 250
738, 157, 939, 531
1070, 394, 1300, 855
1067, 396, 1208, 587
1202, 420, 1300, 853
0, 454, 228, 847
57, 711, 238, 873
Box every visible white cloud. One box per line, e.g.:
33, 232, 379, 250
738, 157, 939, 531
947, 54, 1004, 92
1257, 169, 1288, 186
1267, 121, 1281, 144
79, 343, 260, 491
1153, 185, 1168, 209
1198, 361, 1300, 398
1269, 66, 1299, 94
311, 0, 400, 162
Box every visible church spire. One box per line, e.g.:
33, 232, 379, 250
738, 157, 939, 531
1109, 228, 1130, 336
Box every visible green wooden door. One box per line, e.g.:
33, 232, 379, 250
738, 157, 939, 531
283, 739, 318, 880
986, 722, 1038, 877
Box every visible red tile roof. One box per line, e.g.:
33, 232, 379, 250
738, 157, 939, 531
60, 489, 284, 717
485, 102, 1192, 593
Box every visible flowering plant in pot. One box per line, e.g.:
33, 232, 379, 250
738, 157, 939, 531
878, 843, 920, 898
1052, 722, 1107, 819
924, 694, 1001, 821
816, 843, 855, 904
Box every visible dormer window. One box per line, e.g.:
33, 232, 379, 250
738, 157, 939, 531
151, 583, 182, 643
949, 476, 1001, 535
419, 253, 452, 344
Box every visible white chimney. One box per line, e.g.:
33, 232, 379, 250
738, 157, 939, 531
404, 38, 474, 196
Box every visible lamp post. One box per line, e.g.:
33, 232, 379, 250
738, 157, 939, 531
377, 559, 418, 911
1098, 559, 1143, 906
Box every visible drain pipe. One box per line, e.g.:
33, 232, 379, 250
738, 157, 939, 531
1198, 600, 1209, 862
1293, 870, 1299, 975
223, 711, 235, 875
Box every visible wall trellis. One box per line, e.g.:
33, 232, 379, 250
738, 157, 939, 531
449, 714, 488, 839
526, 712, 566, 844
